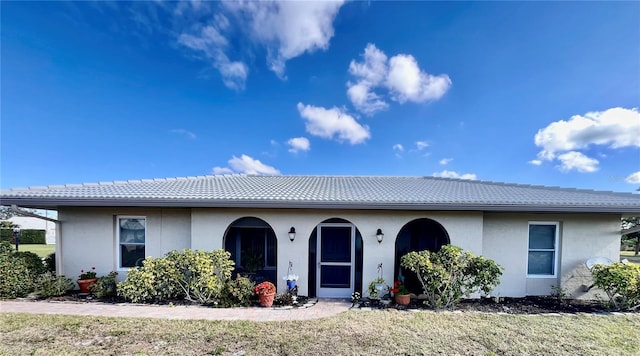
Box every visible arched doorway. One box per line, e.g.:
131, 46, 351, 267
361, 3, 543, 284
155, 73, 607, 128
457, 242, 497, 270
394, 218, 450, 294
308, 218, 363, 298
224, 217, 277, 285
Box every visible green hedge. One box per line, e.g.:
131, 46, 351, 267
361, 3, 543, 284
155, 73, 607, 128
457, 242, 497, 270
0, 229, 46, 244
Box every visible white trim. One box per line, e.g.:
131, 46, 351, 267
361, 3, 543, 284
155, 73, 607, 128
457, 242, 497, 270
116, 215, 146, 272
526, 221, 559, 278
317, 223, 355, 298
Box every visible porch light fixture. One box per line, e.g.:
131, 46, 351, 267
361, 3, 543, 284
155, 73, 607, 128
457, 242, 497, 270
288, 227, 296, 242
376, 229, 384, 244
12, 226, 20, 251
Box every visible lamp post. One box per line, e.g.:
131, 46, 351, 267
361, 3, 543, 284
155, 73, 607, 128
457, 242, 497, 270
12, 226, 20, 251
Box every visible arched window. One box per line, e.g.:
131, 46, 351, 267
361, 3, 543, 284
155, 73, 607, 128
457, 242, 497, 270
224, 217, 277, 285
394, 218, 450, 294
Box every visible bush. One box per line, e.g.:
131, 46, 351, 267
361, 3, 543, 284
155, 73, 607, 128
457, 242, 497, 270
0, 254, 34, 298
592, 262, 640, 311
0, 229, 46, 244
44, 252, 56, 273
0, 243, 47, 298
13, 251, 47, 278
220, 276, 255, 307
165, 249, 236, 304
90, 271, 118, 299
38, 272, 74, 297
400, 245, 503, 309
117, 257, 183, 303
117, 249, 248, 306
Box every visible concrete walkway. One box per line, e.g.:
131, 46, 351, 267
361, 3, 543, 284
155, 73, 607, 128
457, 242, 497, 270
0, 299, 352, 322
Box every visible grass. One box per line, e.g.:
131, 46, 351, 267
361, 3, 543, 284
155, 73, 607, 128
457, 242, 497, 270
1, 311, 638, 355
17, 244, 55, 258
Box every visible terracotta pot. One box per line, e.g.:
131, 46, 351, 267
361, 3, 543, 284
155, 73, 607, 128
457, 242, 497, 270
395, 294, 410, 306
258, 291, 276, 307
77, 278, 98, 293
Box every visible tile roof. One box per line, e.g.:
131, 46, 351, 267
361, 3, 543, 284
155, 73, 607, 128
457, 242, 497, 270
2, 175, 640, 213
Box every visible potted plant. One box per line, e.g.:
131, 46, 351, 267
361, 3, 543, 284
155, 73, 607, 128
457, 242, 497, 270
391, 280, 410, 306
77, 267, 98, 293
254, 281, 276, 307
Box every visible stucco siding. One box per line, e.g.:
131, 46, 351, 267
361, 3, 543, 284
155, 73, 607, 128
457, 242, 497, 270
58, 208, 191, 282
484, 213, 621, 298
190, 208, 482, 295
483, 214, 528, 297
559, 214, 621, 300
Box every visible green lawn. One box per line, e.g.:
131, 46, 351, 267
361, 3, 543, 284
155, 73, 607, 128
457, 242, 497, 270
17, 244, 55, 258
621, 250, 640, 265
1, 311, 638, 355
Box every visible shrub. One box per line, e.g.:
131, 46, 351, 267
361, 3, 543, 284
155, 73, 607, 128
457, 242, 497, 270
165, 249, 235, 304
117, 249, 248, 306
592, 262, 640, 311
90, 271, 118, 299
117, 256, 182, 303
220, 276, 255, 307
14, 251, 47, 278
0, 229, 46, 244
38, 272, 74, 297
0, 253, 34, 298
400, 245, 503, 309
0, 241, 13, 255
44, 252, 56, 273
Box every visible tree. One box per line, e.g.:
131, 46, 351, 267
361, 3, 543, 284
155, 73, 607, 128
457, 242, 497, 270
0, 206, 15, 220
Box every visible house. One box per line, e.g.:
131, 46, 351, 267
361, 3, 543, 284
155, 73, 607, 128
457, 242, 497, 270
1, 175, 639, 299
9, 215, 57, 245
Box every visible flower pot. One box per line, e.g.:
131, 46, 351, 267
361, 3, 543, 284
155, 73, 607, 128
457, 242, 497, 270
395, 294, 410, 306
286, 279, 297, 290
258, 291, 276, 307
77, 278, 98, 293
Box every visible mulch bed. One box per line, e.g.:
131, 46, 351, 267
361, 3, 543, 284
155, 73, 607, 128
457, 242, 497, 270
353, 296, 630, 314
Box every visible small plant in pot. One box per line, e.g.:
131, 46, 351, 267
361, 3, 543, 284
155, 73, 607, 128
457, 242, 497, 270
390, 280, 410, 306
77, 267, 98, 293
254, 281, 276, 307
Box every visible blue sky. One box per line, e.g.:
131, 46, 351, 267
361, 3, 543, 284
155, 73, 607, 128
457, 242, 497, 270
2, 1, 639, 193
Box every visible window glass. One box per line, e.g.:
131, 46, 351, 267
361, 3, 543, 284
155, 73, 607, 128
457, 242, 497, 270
528, 225, 556, 249
527, 222, 557, 276
119, 217, 145, 268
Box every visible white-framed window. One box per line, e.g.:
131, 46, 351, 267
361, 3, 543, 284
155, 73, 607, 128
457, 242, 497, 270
117, 216, 146, 269
527, 222, 559, 277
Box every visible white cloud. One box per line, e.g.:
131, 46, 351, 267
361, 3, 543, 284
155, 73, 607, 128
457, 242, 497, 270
177, 1, 344, 88
528, 159, 542, 166
297, 102, 371, 145
439, 158, 453, 165
170, 129, 196, 139
386, 54, 452, 103
433, 170, 477, 180
224, 0, 344, 78
287, 137, 310, 153
392, 144, 404, 152
177, 23, 248, 90
213, 154, 280, 175
556, 151, 599, 173
532, 107, 640, 171
347, 43, 451, 115
626, 171, 640, 184
415, 141, 429, 151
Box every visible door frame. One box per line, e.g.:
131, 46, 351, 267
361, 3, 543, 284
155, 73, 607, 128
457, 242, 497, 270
316, 223, 355, 298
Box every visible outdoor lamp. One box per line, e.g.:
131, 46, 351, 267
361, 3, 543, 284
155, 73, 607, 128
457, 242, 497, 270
288, 227, 296, 242
376, 228, 384, 244
12, 226, 20, 251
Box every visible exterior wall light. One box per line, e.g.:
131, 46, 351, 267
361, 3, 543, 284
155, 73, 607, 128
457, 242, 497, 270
376, 228, 384, 244
288, 227, 296, 242
12, 226, 21, 251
